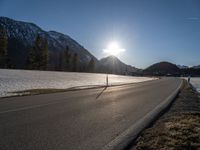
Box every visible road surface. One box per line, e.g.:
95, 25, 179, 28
0, 78, 182, 150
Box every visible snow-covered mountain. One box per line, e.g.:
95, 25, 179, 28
0, 17, 142, 75
99, 55, 140, 75
0, 17, 98, 69
177, 65, 189, 69
177, 65, 200, 69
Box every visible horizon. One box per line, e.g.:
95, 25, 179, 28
0, 0, 200, 68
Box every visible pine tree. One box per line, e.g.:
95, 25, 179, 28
72, 52, 78, 72
0, 29, 8, 68
27, 46, 37, 69
88, 57, 95, 72
58, 51, 63, 71
39, 38, 48, 70
27, 35, 48, 70
64, 46, 71, 71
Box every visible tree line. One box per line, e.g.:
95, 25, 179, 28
57, 46, 95, 72
0, 29, 9, 68
0, 29, 95, 72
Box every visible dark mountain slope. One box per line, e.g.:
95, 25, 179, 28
144, 61, 180, 76
0, 17, 98, 69
99, 55, 140, 75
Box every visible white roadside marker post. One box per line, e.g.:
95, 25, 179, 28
106, 74, 108, 87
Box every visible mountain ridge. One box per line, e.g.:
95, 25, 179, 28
0, 16, 139, 75
0, 16, 99, 69
144, 61, 181, 76
99, 55, 140, 75
0, 17, 199, 76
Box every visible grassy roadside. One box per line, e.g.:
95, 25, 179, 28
5, 79, 159, 98
131, 80, 200, 150
6, 86, 105, 97
9, 88, 69, 95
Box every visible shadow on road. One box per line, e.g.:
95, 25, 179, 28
96, 86, 107, 99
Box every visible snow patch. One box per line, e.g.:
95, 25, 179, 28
190, 78, 200, 93
0, 69, 156, 97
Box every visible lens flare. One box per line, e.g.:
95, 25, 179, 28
103, 41, 125, 56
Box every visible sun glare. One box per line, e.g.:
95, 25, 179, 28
103, 41, 125, 56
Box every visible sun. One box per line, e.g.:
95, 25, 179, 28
103, 41, 125, 56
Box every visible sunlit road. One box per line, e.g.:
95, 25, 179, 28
0, 78, 181, 150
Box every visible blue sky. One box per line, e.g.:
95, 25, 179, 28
0, 0, 200, 68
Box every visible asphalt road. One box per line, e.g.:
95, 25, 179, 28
0, 78, 182, 150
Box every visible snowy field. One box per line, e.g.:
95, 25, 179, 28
0, 69, 156, 97
190, 78, 200, 93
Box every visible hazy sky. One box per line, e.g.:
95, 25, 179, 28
0, 0, 200, 68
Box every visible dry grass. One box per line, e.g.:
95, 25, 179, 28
132, 80, 200, 150
134, 113, 200, 150
9, 88, 69, 96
